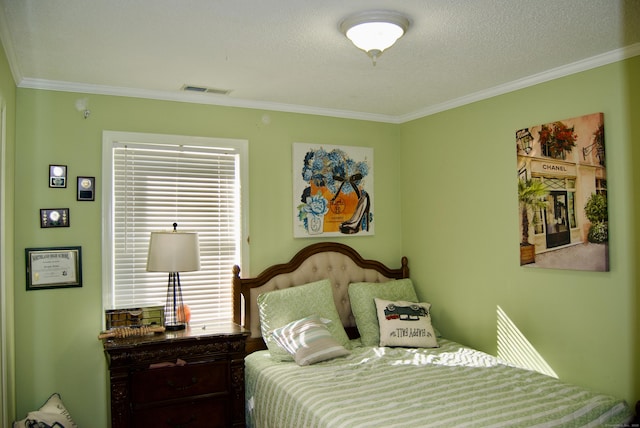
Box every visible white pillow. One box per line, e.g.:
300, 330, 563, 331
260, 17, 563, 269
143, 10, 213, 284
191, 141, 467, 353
375, 298, 438, 348
271, 315, 350, 366
13, 393, 78, 428
258, 279, 350, 361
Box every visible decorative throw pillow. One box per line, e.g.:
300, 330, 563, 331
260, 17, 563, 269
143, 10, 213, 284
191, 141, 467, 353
258, 279, 350, 361
13, 393, 78, 428
375, 298, 438, 348
348, 279, 419, 346
271, 315, 350, 366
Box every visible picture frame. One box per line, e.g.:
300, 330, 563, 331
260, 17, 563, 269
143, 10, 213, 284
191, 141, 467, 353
77, 176, 95, 201
515, 112, 608, 271
49, 164, 67, 188
293, 143, 374, 238
40, 208, 70, 228
25, 246, 83, 290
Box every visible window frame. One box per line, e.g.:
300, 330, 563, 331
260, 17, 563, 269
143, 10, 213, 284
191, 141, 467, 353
101, 131, 249, 326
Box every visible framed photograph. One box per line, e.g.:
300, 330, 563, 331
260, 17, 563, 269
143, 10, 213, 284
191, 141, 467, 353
49, 164, 67, 188
77, 176, 95, 201
40, 208, 69, 228
25, 246, 83, 290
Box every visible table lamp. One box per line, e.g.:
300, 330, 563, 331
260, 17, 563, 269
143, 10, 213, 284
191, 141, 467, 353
146, 223, 200, 331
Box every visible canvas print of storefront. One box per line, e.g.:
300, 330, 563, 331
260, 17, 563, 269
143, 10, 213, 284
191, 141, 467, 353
293, 143, 373, 238
516, 112, 608, 271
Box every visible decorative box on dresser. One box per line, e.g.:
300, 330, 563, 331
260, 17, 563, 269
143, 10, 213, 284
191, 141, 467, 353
102, 323, 249, 428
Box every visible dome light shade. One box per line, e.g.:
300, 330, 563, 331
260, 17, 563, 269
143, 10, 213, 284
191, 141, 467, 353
340, 11, 410, 65
346, 22, 404, 52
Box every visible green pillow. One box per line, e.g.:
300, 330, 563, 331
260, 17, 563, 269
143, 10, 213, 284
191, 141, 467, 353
258, 279, 350, 361
348, 278, 418, 346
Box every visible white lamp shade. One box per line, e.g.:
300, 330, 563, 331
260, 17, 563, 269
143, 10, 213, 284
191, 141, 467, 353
340, 10, 409, 58
345, 21, 405, 53
146, 231, 200, 272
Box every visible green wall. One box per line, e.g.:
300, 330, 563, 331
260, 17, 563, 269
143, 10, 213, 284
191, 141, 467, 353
400, 56, 640, 403
12, 90, 403, 426
630, 50, 640, 406
1, 38, 17, 426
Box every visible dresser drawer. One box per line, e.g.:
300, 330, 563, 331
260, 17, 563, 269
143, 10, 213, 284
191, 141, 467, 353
131, 361, 228, 404
133, 397, 228, 428
104, 326, 248, 428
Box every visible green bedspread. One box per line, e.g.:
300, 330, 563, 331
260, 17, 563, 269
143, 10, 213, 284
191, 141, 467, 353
245, 339, 632, 427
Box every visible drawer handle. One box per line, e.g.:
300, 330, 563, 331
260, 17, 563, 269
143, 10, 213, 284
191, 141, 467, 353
167, 414, 196, 428
166, 377, 198, 391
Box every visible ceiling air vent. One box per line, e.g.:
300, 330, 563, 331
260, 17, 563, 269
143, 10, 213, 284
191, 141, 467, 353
181, 84, 231, 95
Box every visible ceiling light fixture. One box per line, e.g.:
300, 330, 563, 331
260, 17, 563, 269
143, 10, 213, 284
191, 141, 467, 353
340, 10, 410, 66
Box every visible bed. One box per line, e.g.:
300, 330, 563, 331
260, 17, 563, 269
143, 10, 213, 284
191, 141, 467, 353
232, 242, 633, 427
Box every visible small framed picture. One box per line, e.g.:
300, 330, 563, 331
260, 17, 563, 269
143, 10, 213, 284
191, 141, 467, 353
40, 208, 70, 228
77, 176, 95, 201
25, 246, 82, 290
49, 165, 67, 188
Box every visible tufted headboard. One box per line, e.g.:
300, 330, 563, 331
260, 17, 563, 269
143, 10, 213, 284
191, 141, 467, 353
232, 242, 409, 353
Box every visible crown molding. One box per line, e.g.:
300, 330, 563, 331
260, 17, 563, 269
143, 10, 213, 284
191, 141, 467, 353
15, 43, 640, 125
16, 78, 400, 124
398, 43, 640, 123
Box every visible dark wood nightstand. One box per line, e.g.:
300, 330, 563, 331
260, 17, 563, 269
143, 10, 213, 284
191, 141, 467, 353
102, 323, 249, 428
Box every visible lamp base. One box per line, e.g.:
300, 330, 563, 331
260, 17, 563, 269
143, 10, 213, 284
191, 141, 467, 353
164, 272, 187, 332
165, 323, 186, 331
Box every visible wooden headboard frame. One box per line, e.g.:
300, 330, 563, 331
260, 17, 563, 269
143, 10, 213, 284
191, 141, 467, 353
232, 242, 409, 354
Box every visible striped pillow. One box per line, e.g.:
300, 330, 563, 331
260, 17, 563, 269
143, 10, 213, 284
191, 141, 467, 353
271, 315, 350, 366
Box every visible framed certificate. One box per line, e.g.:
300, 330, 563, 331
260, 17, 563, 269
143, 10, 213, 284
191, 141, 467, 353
25, 247, 82, 290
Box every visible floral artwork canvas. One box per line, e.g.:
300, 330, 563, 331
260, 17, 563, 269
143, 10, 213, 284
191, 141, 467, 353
293, 143, 374, 238
516, 112, 608, 271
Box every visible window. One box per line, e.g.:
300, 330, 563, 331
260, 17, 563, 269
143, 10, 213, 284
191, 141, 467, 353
536, 177, 577, 233
102, 131, 249, 327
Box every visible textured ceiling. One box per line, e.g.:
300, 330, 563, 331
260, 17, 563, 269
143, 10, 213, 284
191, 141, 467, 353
1, 0, 639, 122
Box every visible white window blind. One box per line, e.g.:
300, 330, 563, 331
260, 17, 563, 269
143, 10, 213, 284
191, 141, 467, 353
102, 132, 248, 327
